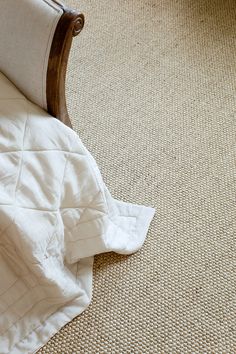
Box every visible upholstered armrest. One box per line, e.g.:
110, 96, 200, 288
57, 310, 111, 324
0, 0, 84, 127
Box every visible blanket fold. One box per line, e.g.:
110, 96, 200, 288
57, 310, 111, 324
0, 72, 154, 353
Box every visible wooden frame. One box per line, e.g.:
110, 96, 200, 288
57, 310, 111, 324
46, 1, 84, 127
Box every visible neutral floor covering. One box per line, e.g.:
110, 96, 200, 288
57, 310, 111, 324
39, 0, 236, 352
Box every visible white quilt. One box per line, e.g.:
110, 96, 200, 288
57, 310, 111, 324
0, 72, 155, 354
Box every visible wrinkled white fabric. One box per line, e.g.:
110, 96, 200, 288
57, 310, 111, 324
0, 72, 155, 354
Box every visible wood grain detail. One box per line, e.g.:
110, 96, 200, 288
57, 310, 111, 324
46, 3, 84, 127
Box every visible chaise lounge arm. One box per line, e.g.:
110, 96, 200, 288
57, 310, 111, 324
0, 0, 84, 127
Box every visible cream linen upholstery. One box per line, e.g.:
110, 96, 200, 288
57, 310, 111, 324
0, 0, 63, 110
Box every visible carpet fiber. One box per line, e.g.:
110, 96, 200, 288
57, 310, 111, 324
39, 0, 236, 352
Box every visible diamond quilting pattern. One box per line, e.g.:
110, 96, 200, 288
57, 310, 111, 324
0, 152, 21, 204
16, 151, 67, 210
0, 71, 154, 353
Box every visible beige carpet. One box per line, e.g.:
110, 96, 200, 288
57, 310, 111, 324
39, 0, 236, 352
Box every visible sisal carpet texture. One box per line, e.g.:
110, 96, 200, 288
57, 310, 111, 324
39, 0, 236, 352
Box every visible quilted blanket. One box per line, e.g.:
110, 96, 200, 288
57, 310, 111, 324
0, 72, 155, 353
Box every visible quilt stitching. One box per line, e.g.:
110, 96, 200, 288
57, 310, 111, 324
0, 72, 154, 353
0, 93, 136, 250
0, 278, 19, 298
0, 235, 43, 285
58, 152, 69, 209
2, 298, 73, 351
0, 150, 86, 155
0, 204, 58, 212
62, 191, 106, 234
0, 291, 69, 337
13, 102, 29, 205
